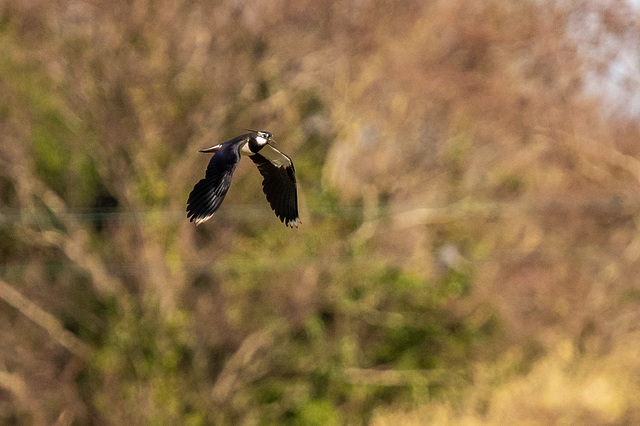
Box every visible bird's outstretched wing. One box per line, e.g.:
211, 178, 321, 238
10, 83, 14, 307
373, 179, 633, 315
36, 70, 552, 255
250, 144, 300, 227
187, 143, 242, 225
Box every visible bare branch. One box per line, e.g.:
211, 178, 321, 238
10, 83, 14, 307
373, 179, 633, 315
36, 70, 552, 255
0, 279, 91, 358
211, 329, 275, 404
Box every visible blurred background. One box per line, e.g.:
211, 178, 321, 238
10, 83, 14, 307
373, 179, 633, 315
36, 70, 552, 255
1, 0, 640, 424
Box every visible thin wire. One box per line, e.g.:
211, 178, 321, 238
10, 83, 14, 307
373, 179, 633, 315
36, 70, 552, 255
0, 204, 368, 225
0, 196, 637, 225
0, 197, 636, 274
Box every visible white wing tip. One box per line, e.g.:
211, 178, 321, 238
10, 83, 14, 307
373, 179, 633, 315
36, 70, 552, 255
192, 215, 213, 225
287, 218, 301, 228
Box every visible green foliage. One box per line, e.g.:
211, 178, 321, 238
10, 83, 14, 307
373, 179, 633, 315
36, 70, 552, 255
194, 229, 492, 423
86, 298, 202, 424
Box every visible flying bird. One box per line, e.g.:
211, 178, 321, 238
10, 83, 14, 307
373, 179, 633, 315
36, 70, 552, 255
186, 130, 300, 227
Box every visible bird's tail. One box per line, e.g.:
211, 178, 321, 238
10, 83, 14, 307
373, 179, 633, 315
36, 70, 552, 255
199, 144, 222, 153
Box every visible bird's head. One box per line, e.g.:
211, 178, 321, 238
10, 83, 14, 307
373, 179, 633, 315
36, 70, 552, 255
247, 130, 273, 153
255, 130, 273, 146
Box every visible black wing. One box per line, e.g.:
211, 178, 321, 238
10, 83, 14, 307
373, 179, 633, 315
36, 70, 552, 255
187, 142, 243, 225
250, 145, 300, 227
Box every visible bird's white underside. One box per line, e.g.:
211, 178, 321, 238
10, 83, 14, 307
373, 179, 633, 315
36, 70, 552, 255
240, 142, 253, 156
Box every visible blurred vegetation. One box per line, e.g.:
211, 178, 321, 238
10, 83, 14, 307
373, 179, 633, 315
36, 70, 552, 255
1, 0, 640, 424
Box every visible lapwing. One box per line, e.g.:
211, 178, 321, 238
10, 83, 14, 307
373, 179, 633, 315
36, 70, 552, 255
187, 130, 300, 227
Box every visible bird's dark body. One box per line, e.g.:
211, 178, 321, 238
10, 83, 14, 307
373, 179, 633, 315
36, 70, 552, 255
186, 131, 300, 227
187, 143, 240, 221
